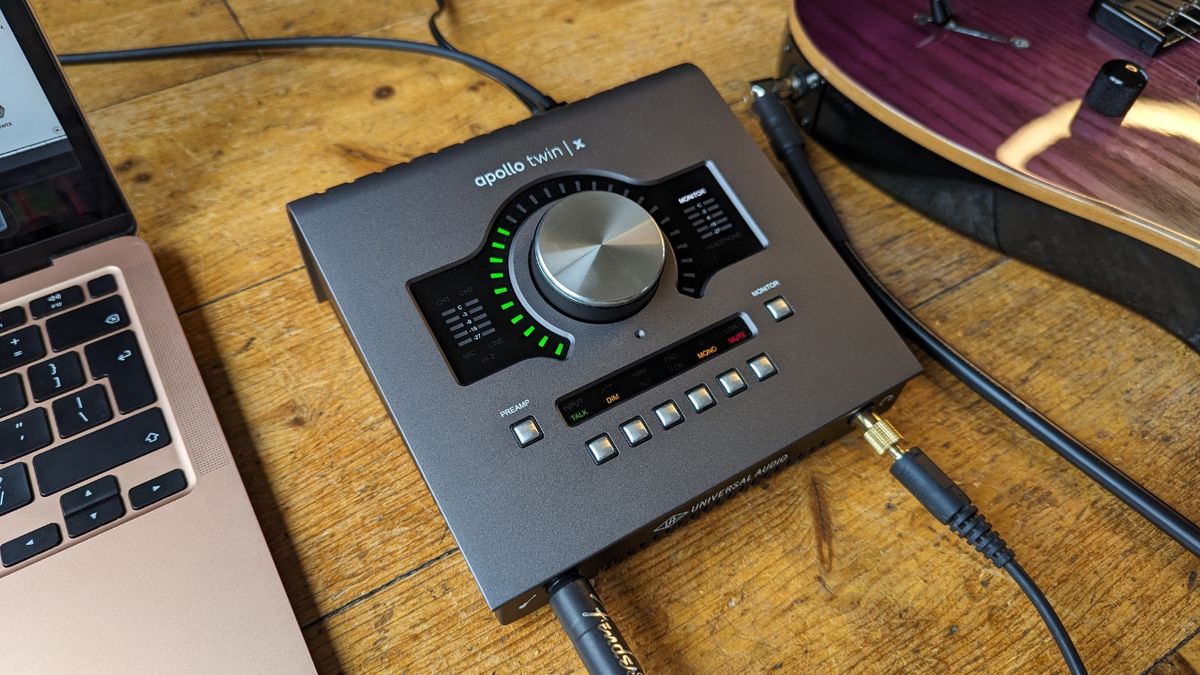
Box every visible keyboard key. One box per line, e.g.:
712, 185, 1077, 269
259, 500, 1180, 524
51, 385, 113, 438
65, 496, 125, 538
0, 373, 25, 418
60, 476, 120, 516
28, 352, 85, 402
85, 331, 156, 413
0, 463, 34, 518
0, 523, 60, 567
45, 296, 130, 352
0, 325, 45, 374
130, 469, 187, 510
30, 285, 84, 318
33, 408, 171, 496
87, 274, 118, 298
0, 307, 25, 331
0, 408, 52, 462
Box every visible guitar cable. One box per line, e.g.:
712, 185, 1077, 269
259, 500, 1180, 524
748, 78, 1200, 560
547, 572, 644, 675
852, 411, 1086, 674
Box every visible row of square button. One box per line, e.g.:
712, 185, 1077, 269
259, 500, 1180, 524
586, 353, 777, 464
508, 352, 780, 459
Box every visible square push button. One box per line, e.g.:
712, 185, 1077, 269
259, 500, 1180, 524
620, 417, 651, 447
510, 416, 543, 447
765, 296, 793, 321
717, 369, 747, 397
686, 385, 716, 413
747, 354, 777, 381
587, 434, 618, 464
653, 401, 683, 429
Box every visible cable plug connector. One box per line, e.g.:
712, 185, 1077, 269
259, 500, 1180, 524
852, 410, 908, 460
853, 412, 1013, 568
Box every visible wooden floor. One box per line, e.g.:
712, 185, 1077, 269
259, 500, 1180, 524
36, 0, 1200, 672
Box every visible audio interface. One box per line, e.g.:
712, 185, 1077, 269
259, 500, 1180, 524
289, 65, 920, 624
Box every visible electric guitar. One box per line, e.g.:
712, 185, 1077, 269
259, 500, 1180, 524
787, 0, 1200, 348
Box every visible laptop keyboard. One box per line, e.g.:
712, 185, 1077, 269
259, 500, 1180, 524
0, 271, 189, 571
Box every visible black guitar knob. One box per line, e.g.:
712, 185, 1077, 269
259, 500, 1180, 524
1085, 60, 1148, 118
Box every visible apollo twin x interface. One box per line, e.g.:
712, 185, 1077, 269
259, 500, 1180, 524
290, 65, 920, 623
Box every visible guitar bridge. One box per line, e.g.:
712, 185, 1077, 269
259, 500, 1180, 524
1090, 0, 1200, 56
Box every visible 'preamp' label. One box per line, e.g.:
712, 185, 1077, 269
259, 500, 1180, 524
500, 399, 530, 418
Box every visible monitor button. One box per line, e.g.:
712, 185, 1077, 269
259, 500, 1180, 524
586, 434, 618, 465
686, 385, 716, 413
510, 416, 543, 448
765, 296, 793, 321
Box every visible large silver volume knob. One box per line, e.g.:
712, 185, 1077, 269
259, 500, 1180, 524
531, 191, 666, 323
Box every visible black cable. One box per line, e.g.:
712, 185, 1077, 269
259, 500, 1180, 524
58, 35, 557, 116
547, 572, 643, 675
1005, 560, 1084, 674
422, 0, 554, 113
429, 0, 457, 52
855, 413, 1086, 674
749, 86, 1200, 558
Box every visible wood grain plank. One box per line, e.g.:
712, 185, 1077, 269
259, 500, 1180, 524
30, 0, 255, 111
223, 0, 430, 37
1149, 632, 1200, 673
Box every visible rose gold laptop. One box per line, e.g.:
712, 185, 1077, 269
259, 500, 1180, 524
0, 2, 314, 670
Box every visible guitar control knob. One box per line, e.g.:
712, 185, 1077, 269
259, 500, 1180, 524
531, 191, 666, 323
1085, 59, 1148, 118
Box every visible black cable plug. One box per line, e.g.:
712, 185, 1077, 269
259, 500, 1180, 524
854, 411, 1086, 674
890, 447, 1014, 568
548, 572, 643, 675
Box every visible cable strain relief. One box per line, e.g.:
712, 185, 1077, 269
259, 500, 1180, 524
947, 505, 1014, 568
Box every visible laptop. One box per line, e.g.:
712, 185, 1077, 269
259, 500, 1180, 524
0, 2, 314, 670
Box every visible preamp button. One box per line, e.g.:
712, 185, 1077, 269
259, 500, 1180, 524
685, 385, 715, 413
747, 354, 777, 381
620, 417, 651, 447
765, 296, 793, 321
510, 417, 543, 448
653, 401, 684, 430
717, 369, 747, 397
587, 434, 618, 465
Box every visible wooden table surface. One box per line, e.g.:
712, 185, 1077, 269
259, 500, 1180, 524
34, 0, 1200, 672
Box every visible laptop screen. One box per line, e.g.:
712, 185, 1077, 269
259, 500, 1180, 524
0, 2, 129, 261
